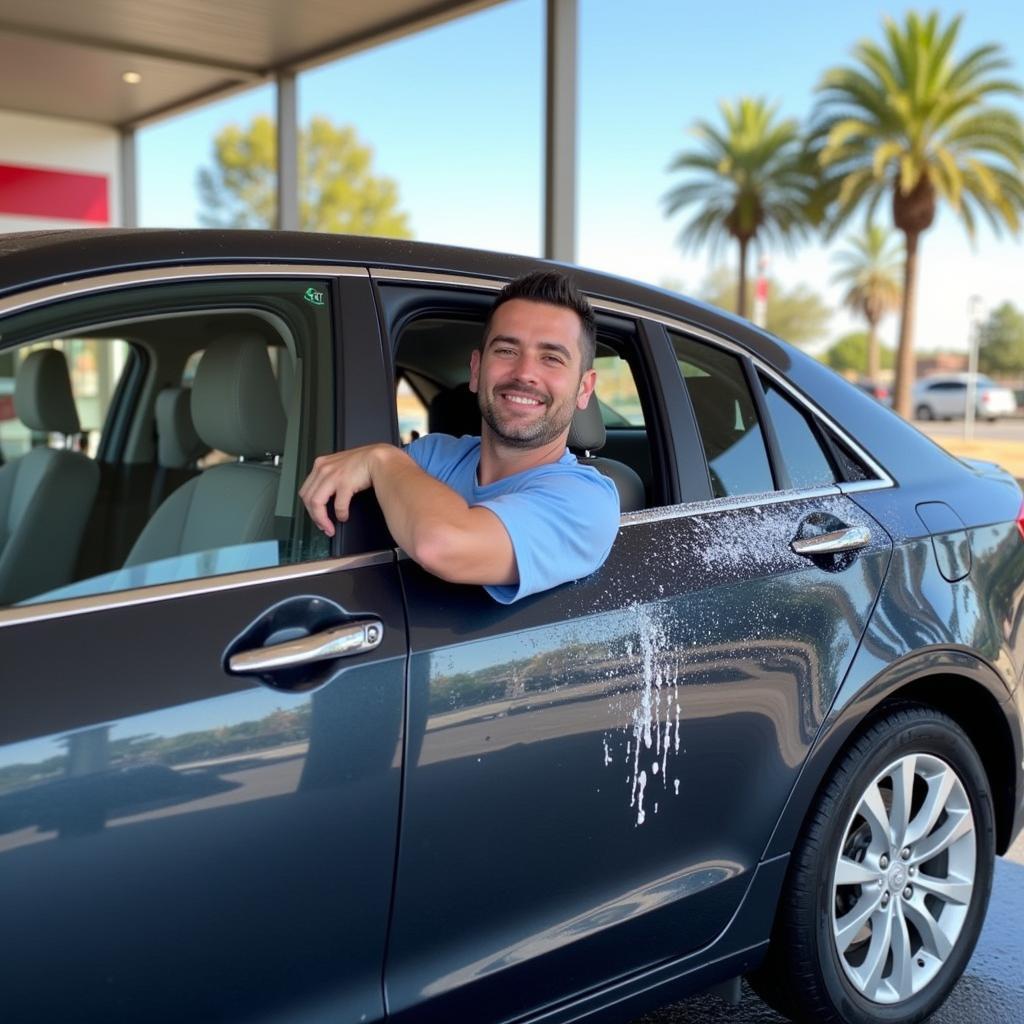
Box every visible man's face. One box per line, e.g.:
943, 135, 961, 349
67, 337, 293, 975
469, 298, 597, 449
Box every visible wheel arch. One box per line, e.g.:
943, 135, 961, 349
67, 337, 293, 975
764, 652, 1023, 861
880, 674, 1018, 854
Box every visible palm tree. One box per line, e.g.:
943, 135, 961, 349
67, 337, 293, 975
831, 225, 903, 379
663, 97, 817, 319
814, 11, 1024, 417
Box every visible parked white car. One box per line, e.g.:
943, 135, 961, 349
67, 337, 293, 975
913, 373, 1018, 421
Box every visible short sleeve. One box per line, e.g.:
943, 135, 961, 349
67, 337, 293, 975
475, 467, 620, 604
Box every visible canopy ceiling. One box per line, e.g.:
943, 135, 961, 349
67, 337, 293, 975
0, 0, 499, 128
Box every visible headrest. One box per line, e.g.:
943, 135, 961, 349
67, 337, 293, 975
428, 382, 481, 436
155, 386, 209, 468
14, 349, 81, 436
191, 335, 286, 459
567, 394, 606, 453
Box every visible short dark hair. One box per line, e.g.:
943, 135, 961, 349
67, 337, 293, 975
484, 270, 597, 371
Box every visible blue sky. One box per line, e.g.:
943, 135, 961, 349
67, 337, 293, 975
139, 0, 1024, 353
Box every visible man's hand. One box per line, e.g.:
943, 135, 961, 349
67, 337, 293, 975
298, 443, 517, 586
299, 445, 382, 537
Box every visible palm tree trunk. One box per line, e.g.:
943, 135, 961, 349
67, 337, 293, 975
893, 231, 920, 418
737, 236, 749, 319
866, 317, 880, 379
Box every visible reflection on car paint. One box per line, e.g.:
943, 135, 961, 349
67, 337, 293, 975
0, 688, 312, 853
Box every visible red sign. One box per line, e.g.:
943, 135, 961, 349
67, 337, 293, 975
0, 163, 109, 223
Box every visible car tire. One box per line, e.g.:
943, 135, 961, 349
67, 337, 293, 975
749, 704, 995, 1024
915, 405, 933, 421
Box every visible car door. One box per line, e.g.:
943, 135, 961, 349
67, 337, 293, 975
0, 268, 405, 1023
376, 280, 893, 1023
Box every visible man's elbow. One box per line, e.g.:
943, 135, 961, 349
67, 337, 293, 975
408, 521, 466, 583
409, 521, 510, 586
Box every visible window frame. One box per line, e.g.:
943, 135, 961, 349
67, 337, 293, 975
369, 271, 893, 516
656, 322, 890, 507
0, 262, 369, 622
374, 277, 681, 509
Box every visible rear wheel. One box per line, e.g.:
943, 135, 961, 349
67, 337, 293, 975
750, 705, 995, 1024
915, 405, 934, 421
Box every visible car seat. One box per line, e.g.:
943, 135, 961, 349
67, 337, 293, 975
124, 335, 286, 566
148, 385, 210, 514
0, 349, 100, 604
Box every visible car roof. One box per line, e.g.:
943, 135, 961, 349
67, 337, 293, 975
0, 228, 974, 491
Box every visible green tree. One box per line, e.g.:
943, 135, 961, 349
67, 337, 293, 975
830, 225, 902, 379
814, 11, 1024, 417
197, 114, 412, 236
663, 97, 818, 319
700, 267, 831, 346
978, 302, 1024, 375
824, 331, 895, 374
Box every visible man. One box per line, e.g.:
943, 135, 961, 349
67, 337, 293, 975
299, 270, 620, 603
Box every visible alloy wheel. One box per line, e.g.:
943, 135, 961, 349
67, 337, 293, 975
831, 752, 976, 1004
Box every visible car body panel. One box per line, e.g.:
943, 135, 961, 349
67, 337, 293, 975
384, 492, 890, 1023
0, 561, 406, 1023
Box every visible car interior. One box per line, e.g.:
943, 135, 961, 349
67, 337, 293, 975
0, 307, 312, 606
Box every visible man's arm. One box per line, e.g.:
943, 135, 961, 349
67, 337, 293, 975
298, 444, 517, 586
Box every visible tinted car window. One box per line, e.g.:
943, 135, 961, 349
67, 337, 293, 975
671, 332, 774, 498
0, 277, 334, 608
759, 375, 837, 490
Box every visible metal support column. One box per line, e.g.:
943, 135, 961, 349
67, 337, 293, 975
544, 0, 578, 262
119, 127, 137, 227
276, 71, 299, 230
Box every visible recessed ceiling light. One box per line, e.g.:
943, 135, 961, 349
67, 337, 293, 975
122, 71, 142, 85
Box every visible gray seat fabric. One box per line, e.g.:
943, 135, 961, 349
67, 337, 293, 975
427, 381, 644, 512
148, 386, 211, 515
567, 395, 645, 513
155, 386, 209, 469
0, 349, 99, 604
126, 335, 287, 567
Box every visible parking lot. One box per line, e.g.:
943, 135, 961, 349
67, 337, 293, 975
920, 418, 1024, 443
633, 813, 1024, 1023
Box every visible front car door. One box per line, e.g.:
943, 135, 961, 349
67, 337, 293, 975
374, 274, 893, 1022
0, 266, 405, 1022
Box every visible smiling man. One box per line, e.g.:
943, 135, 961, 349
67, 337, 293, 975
298, 270, 620, 603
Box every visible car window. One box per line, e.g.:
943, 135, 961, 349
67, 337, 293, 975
0, 276, 335, 609
397, 376, 429, 443
670, 331, 774, 498
0, 338, 131, 461
383, 286, 666, 508
759, 375, 838, 490
593, 354, 644, 426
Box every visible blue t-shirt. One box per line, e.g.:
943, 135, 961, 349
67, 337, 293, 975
406, 434, 620, 604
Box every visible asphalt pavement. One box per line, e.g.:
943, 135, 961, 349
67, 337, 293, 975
632, 838, 1024, 1024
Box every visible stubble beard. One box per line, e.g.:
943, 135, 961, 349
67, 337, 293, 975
478, 384, 577, 449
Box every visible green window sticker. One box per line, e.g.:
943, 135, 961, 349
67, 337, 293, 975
303, 286, 326, 307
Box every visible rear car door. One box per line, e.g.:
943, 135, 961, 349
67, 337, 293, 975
0, 267, 404, 1023
375, 277, 893, 1022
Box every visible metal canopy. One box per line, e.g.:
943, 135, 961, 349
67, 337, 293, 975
0, 0, 499, 128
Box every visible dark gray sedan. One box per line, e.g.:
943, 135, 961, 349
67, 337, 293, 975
1, 230, 1022, 1024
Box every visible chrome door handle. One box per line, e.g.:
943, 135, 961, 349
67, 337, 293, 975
791, 525, 871, 556
228, 619, 383, 674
